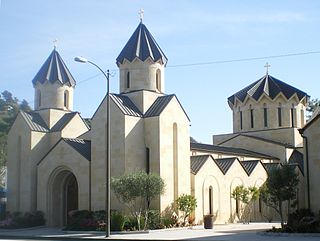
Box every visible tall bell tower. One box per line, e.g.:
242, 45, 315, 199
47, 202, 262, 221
116, 15, 168, 113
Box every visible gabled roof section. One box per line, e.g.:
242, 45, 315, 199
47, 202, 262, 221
63, 138, 91, 161
228, 74, 308, 106
116, 22, 168, 66
241, 160, 260, 175
263, 163, 282, 173
190, 142, 278, 160
51, 112, 78, 132
220, 134, 294, 148
144, 95, 174, 117
214, 158, 237, 175
144, 94, 190, 121
288, 150, 304, 174
110, 94, 143, 117
32, 49, 76, 87
20, 111, 49, 132
190, 155, 212, 175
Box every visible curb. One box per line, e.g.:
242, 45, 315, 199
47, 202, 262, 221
258, 231, 320, 237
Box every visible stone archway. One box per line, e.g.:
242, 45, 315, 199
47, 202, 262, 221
47, 167, 78, 226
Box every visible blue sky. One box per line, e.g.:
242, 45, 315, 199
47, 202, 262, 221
1, 0, 320, 143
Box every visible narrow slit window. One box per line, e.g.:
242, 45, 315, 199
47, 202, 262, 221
263, 104, 268, 127
278, 106, 282, 127
291, 108, 294, 127
146, 148, 150, 174
209, 186, 213, 214
250, 106, 254, 128
126, 72, 130, 88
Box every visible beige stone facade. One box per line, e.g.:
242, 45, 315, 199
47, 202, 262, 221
7, 21, 312, 227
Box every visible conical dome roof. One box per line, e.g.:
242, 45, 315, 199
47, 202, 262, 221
116, 22, 168, 66
228, 74, 308, 106
32, 49, 76, 87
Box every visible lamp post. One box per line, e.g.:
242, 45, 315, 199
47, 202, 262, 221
74, 56, 111, 237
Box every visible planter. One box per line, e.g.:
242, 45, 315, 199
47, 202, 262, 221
203, 215, 214, 229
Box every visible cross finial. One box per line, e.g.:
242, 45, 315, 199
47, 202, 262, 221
264, 62, 271, 74
53, 39, 58, 49
138, 8, 144, 22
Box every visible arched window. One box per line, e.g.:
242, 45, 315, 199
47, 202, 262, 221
64, 90, 69, 109
156, 69, 161, 91
263, 103, 268, 127
278, 103, 282, 127
250, 105, 254, 128
37, 90, 41, 108
173, 123, 178, 201
209, 186, 213, 214
126, 72, 130, 88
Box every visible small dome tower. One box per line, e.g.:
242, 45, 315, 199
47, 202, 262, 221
116, 21, 168, 94
32, 48, 76, 111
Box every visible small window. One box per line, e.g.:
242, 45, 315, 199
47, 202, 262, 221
263, 104, 268, 127
156, 69, 161, 91
250, 105, 254, 128
258, 197, 262, 213
64, 90, 69, 109
126, 72, 130, 88
291, 106, 295, 127
300, 109, 305, 126
278, 104, 282, 127
239, 107, 243, 130
146, 148, 150, 174
37, 90, 41, 107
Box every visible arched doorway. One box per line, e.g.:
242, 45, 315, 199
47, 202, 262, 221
48, 168, 78, 226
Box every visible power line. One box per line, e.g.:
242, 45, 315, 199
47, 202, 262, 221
26, 50, 320, 105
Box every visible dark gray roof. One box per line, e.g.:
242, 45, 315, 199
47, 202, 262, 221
214, 158, 237, 174
221, 134, 295, 148
20, 111, 49, 132
32, 49, 76, 87
63, 138, 91, 161
190, 137, 198, 143
228, 74, 308, 106
288, 150, 304, 174
190, 155, 211, 175
110, 94, 143, 117
190, 142, 278, 160
51, 112, 78, 132
263, 163, 282, 173
144, 95, 174, 117
241, 160, 260, 175
116, 22, 168, 66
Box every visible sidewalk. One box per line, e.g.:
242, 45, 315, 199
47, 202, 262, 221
0, 222, 320, 240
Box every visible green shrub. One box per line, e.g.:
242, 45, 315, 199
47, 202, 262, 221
123, 216, 138, 231
0, 211, 45, 229
110, 211, 125, 231
147, 210, 162, 229
287, 209, 319, 233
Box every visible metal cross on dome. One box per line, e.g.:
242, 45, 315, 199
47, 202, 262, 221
138, 8, 144, 22
53, 39, 58, 49
264, 62, 271, 74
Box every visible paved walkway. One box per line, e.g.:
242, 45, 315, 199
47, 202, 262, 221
0, 222, 320, 240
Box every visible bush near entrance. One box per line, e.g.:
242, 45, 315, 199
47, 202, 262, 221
0, 211, 45, 229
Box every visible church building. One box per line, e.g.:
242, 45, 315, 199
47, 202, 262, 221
7, 19, 311, 226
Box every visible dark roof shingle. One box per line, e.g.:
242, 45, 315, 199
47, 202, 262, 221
214, 158, 237, 174
111, 94, 143, 117
51, 112, 78, 132
228, 74, 308, 106
20, 111, 49, 132
116, 22, 168, 66
190, 155, 211, 175
288, 150, 304, 174
32, 49, 76, 87
241, 160, 260, 175
63, 138, 91, 161
144, 95, 174, 117
191, 142, 278, 160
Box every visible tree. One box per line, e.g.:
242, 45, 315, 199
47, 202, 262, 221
0, 90, 32, 186
111, 171, 165, 230
306, 98, 320, 118
260, 164, 299, 229
231, 185, 259, 223
176, 194, 197, 225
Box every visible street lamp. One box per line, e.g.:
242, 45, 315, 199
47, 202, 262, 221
74, 56, 111, 237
